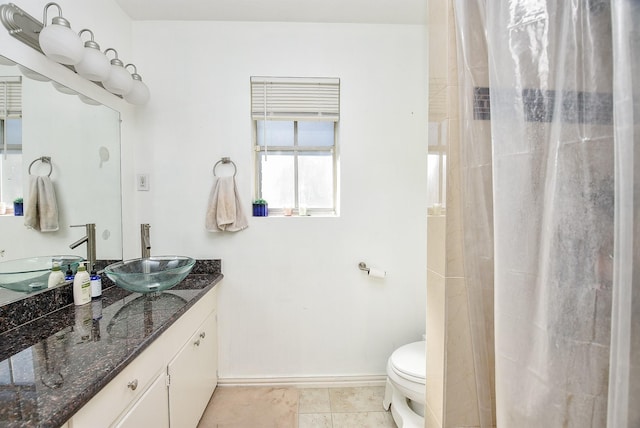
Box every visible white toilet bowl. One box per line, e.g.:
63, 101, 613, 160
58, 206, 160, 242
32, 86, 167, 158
382, 341, 426, 428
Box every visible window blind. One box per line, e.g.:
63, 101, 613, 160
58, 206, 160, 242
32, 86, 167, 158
0, 76, 22, 118
251, 76, 340, 121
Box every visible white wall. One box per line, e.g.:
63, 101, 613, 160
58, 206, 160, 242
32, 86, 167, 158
131, 21, 428, 379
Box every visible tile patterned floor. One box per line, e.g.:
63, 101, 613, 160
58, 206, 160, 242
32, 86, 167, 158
198, 385, 397, 428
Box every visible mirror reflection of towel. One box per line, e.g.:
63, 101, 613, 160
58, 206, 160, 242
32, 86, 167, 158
205, 176, 248, 232
24, 175, 59, 232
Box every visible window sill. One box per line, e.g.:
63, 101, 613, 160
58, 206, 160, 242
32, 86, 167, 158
253, 213, 338, 218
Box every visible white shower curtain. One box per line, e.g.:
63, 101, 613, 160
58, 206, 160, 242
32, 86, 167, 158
453, 0, 639, 426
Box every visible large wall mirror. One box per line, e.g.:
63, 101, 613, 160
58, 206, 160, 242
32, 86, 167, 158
0, 54, 122, 306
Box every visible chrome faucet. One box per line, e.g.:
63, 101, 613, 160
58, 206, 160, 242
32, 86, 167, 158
70, 223, 96, 272
141, 224, 151, 258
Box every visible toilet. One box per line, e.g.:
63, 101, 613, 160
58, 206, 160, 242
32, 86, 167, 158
382, 341, 426, 428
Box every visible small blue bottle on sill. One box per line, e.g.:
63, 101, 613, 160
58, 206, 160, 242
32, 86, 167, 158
252, 200, 268, 217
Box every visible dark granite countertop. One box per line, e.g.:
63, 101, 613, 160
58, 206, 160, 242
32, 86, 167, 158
0, 259, 222, 428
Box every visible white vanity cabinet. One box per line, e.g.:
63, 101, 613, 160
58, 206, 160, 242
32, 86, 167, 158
68, 286, 218, 428
168, 310, 218, 428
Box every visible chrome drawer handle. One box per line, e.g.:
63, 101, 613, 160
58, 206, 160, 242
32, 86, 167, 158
128, 379, 138, 391
194, 339, 201, 347
200, 332, 206, 339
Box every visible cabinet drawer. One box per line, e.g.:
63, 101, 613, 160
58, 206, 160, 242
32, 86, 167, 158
70, 341, 166, 428
113, 371, 169, 428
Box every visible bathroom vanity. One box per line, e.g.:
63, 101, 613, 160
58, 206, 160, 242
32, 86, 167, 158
0, 260, 222, 428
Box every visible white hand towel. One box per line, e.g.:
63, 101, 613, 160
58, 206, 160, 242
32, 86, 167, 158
205, 176, 248, 232
24, 175, 59, 232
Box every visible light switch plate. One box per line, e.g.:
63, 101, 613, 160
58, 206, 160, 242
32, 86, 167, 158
137, 174, 150, 191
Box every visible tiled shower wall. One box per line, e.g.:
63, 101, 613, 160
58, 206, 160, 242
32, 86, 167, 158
426, 0, 481, 427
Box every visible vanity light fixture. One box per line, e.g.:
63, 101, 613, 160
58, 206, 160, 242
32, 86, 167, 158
52, 80, 76, 95
0, 56, 15, 66
123, 64, 149, 105
17, 64, 50, 81
102, 48, 132, 96
38, 2, 83, 65
78, 93, 100, 106
0, 3, 150, 105
74, 29, 110, 82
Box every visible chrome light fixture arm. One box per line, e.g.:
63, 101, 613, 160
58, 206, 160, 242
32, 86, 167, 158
42, 2, 66, 28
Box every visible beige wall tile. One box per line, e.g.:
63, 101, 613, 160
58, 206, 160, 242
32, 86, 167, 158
428, 0, 448, 33
426, 269, 446, 427
445, 118, 465, 278
444, 278, 480, 428
465, 120, 493, 167
428, 2, 482, 428
453, 1, 489, 88
426, 400, 443, 428
447, 84, 460, 120
447, 0, 459, 85
427, 215, 447, 275
430, 32, 449, 80
430, 78, 449, 122
429, 0, 449, 81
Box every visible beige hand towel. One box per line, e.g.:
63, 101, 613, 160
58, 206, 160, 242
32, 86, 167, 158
205, 176, 248, 232
24, 175, 59, 232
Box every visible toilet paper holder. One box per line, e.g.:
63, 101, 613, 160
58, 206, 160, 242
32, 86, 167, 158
358, 262, 386, 278
358, 262, 370, 273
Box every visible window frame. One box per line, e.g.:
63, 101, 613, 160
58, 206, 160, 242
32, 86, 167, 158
253, 119, 338, 216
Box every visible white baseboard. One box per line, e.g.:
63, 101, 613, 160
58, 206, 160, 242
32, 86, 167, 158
218, 374, 387, 388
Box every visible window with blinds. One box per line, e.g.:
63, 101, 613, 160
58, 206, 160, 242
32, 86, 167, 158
0, 76, 22, 119
0, 76, 23, 208
251, 76, 340, 216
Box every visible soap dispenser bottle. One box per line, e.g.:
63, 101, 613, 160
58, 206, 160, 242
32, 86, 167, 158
73, 263, 91, 305
48, 262, 65, 288
65, 265, 75, 281
90, 269, 102, 298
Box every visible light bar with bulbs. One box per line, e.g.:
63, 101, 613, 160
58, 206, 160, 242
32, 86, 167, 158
0, 2, 149, 105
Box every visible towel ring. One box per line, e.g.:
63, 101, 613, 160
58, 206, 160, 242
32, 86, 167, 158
213, 157, 237, 177
28, 156, 52, 177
